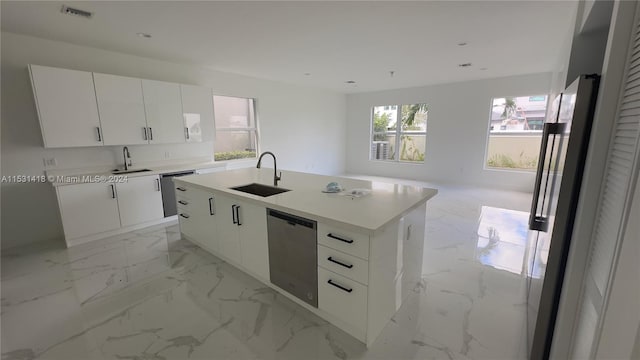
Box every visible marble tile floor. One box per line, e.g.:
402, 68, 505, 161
1, 177, 533, 360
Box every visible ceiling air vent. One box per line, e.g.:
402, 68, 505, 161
61, 5, 92, 19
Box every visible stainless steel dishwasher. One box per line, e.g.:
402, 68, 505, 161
267, 208, 318, 307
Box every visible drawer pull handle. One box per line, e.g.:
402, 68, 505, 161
327, 257, 353, 269
176, 187, 186, 192
232, 205, 237, 224
328, 279, 352, 293
327, 233, 353, 244
178, 200, 188, 205
179, 213, 190, 219
209, 197, 215, 215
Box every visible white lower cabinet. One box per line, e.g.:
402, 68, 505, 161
116, 175, 164, 227
57, 182, 121, 240
212, 194, 269, 278
56, 174, 170, 245
176, 186, 219, 253
176, 186, 269, 279
214, 195, 243, 264
172, 180, 427, 348
237, 201, 269, 278
318, 267, 368, 333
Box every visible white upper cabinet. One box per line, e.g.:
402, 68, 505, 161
93, 73, 148, 145
142, 80, 185, 144
116, 175, 164, 227
180, 84, 215, 143
29, 65, 217, 148
29, 65, 103, 148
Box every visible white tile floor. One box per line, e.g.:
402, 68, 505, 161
1, 176, 533, 360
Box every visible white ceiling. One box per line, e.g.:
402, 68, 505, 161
1, 1, 577, 93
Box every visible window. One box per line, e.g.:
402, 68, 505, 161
371, 103, 427, 162
486, 95, 548, 170
213, 96, 258, 161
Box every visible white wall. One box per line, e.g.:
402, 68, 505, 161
345, 73, 552, 191
0, 31, 346, 249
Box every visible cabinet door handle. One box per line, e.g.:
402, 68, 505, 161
185, 127, 190, 140
232, 205, 237, 224
178, 200, 188, 205
96, 127, 102, 142
209, 197, 215, 215
176, 187, 186, 192
327, 233, 354, 244
149, 127, 153, 140
155, 178, 160, 191
235, 205, 241, 226
110, 184, 116, 199
327, 279, 352, 293
180, 213, 190, 219
327, 257, 353, 269
143, 127, 148, 140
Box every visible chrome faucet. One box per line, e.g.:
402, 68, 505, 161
256, 151, 282, 186
123, 146, 132, 171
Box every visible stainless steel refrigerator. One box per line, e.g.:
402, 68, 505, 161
526, 74, 600, 360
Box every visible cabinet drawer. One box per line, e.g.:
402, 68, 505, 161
176, 197, 191, 211
176, 187, 216, 216
317, 223, 369, 260
174, 184, 191, 199
318, 245, 369, 285
318, 267, 367, 332
177, 211, 197, 238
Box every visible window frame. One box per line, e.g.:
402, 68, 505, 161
483, 94, 549, 172
370, 103, 427, 163
213, 95, 260, 162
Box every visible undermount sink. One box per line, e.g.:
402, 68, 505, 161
111, 168, 152, 174
230, 183, 291, 197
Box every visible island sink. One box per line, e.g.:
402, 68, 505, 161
230, 183, 290, 197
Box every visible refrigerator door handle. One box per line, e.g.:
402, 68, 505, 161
529, 122, 565, 232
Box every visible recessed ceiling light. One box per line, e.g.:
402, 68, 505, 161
345, 80, 356, 84
304, 73, 311, 76
457, 42, 468, 46
458, 63, 472, 68
137, 33, 152, 39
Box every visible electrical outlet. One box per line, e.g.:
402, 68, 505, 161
43, 158, 57, 167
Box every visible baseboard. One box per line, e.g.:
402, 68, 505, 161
65, 216, 178, 247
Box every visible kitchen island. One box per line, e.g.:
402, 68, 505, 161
173, 168, 437, 347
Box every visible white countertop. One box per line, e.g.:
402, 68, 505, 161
175, 168, 438, 235
47, 159, 226, 187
